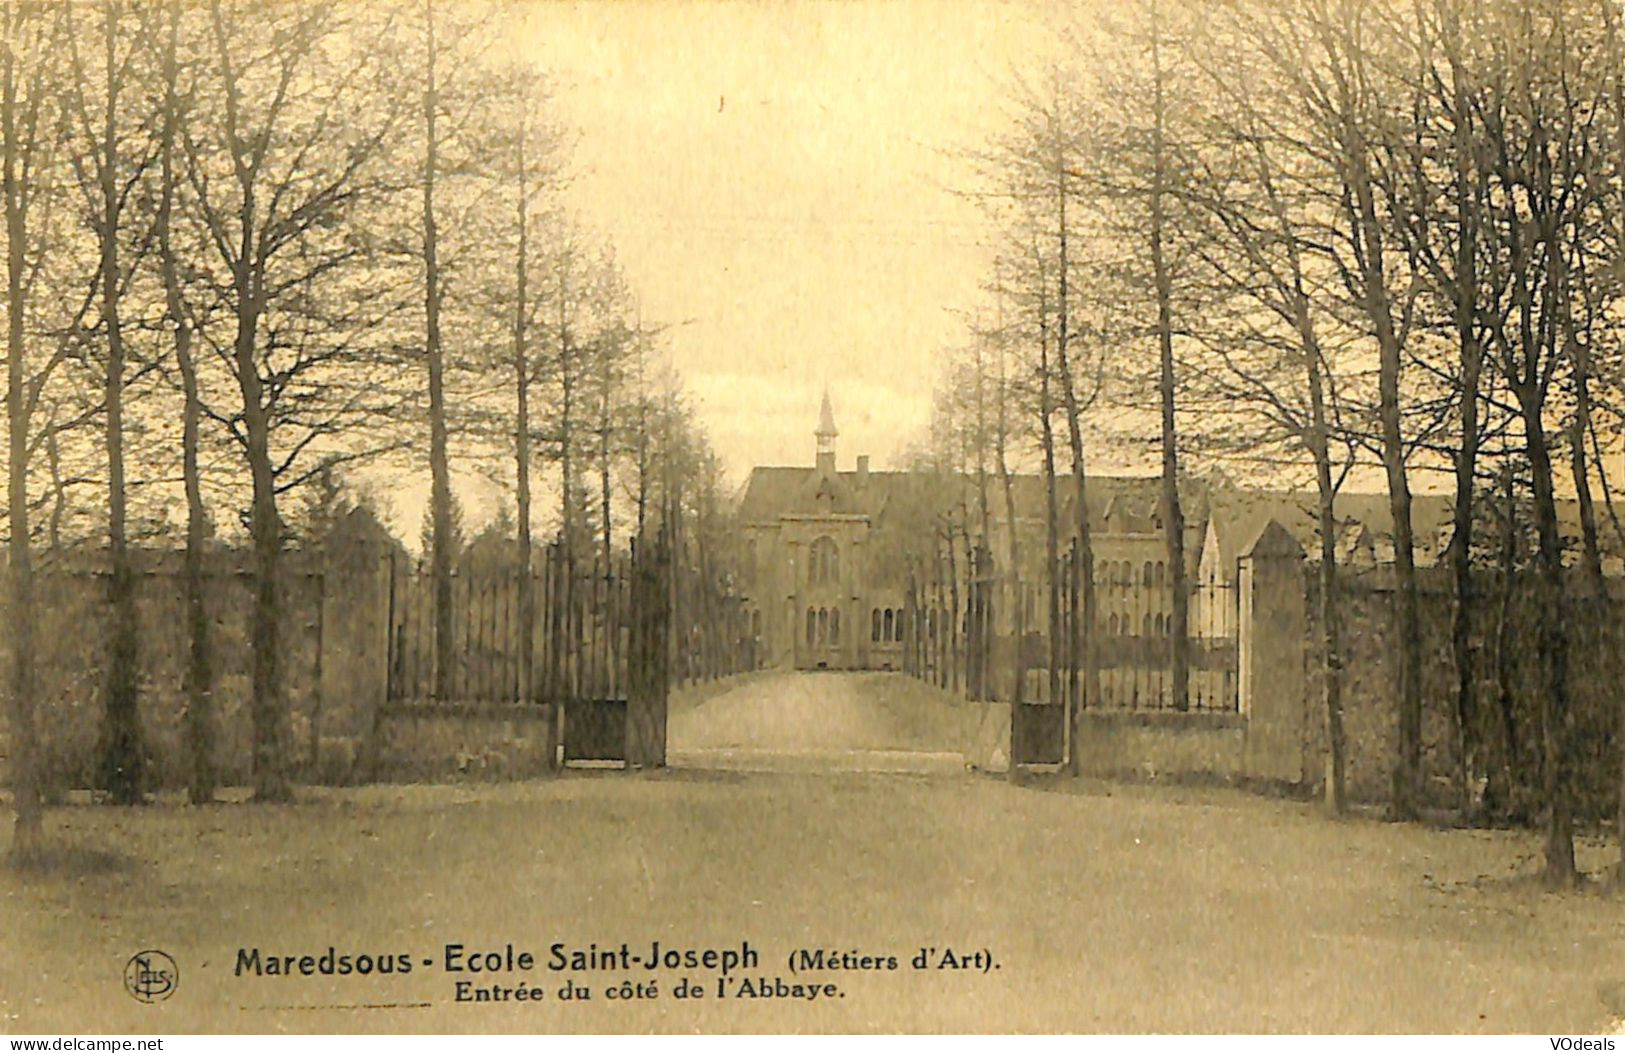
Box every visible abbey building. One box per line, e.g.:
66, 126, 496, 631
734, 393, 1533, 675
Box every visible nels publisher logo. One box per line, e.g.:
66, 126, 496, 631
124, 950, 178, 1003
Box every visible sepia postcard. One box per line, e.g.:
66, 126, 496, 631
3, 0, 1625, 1040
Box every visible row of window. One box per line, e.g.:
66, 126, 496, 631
869, 607, 955, 643
806, 606, 841, 647
1098, 560, 1168, 588
798, 605, 1194, 646
808, 605, 955, 648
1107, 612, 1175, 637
795, 539, 1173, 593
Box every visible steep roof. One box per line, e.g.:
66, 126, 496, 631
739, 465, 1210, 533
738, 467, 882, 521
1201, 485, 1455, 569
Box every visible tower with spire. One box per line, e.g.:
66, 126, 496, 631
815, 388, 838, 478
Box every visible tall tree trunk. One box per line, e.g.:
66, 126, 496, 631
94, 1, 144, 804
947, 528, 961, 693
599, 385, 613, 570
1148, 0, 1189, 714
1510, 221, 1574, 884
178, 318, 213, 802
1566, 326, 1605, 598
972, 340, 993, 699
633, 331, 650, 538
997, 406, 1024, 762
1343, 115, 1424, 821
1568, 362, 1609, 868
45, 425, 63, 551
1446, 254, 1484, 809
422, 0, 455, 704
514, 117, 534, 710
558, 265, 576, 559
1433, 0, 1486, 824
239, 295, 289, 802
3, 4, 44, 857
1252, 127, 1347, 813
1274, 205, 1346, 812
1036, 255, 1061, 728
1520, 384, 1576, 886
1445, 396, 1481, 821
156, 0, 214, 804
1050, 154, 1098, 774
220, 31, 287, 800
1490, 463, 1520, 820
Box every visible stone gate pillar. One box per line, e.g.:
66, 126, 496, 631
1238, 519, 1309, 784
317, 509, 397, 782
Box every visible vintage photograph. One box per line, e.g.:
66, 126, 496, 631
3, 0, 1624, 1037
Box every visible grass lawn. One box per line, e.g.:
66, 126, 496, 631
3, 763, 1623, 1034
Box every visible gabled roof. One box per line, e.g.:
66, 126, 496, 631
1202, 485, 1456, 569
738, 466, 909, 523
739, 465, 1211, 534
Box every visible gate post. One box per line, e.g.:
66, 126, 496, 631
1238, 520, 1309, 783
625, 529, 670, 768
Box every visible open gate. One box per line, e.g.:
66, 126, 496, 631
385, 526, 672, 768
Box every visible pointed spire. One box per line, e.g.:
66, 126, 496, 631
814, 387, 837, 473
816, 387, 838, 440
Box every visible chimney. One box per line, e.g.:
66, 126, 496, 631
856, 455, 870, 487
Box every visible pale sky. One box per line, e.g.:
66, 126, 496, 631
519, 0, 1050, 486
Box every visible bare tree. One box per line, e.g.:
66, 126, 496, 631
1085, 0, 1199, 712
1180, 21, 1365, 810
181, 0, 406, 801
145, 0, 217, 804
3, 0, 69, 859
1227, 0, 1429, 819
64, 0, 152, 805
408, 0, 502, 703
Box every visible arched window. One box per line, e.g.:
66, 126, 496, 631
1142, 613, 1153, 637
884, 608, 895, 642
806, 608, 816, 648
1108, 612, 1119, 635
817, 608, 829, 645
1143, 561, 1155, 587
830, 608, 840, 644
809, 537, 839, 585
872, 609, 882, 643
1154, 561, 1165, 587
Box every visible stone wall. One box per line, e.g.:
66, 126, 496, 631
372, 705, 555, 782
1074, 710, 1249, 781
1070, 520, 1624, 819
1304, 565, 1625, 816
1, 537, 396, 793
